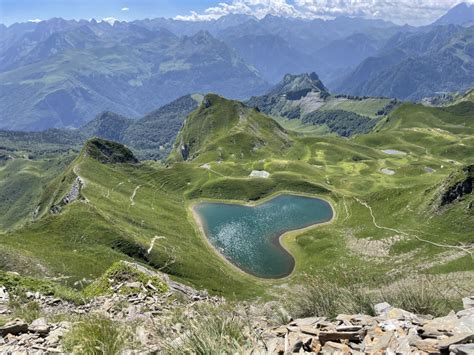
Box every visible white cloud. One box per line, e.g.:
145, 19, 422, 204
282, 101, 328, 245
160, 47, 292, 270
27, 19, 42, 23
174, 0, 474, 25
121, 7, 130, 11
101, 17, 119, 25
175, 0, 303, 21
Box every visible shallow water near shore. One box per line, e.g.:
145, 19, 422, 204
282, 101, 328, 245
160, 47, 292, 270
194, 194, 333, 278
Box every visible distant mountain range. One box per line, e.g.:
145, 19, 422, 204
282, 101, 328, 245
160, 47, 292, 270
0, 73, 403, 160
336, 25, 474, 100
0, 2, 473, 131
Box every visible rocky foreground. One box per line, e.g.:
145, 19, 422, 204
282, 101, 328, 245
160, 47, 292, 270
0, 262, 473, 354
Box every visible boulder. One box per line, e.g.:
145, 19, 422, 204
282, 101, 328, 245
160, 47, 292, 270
438, 333, 474, 350
462, 297, 474, 310
450, 343, 474, 355
321, 341, 351, 353
422, 311, 471, 337
374, 302, 392, 315
0, 319, 28, 336
28, 318, 50, 335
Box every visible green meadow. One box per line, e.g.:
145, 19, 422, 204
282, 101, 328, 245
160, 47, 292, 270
0, 95, 472, 299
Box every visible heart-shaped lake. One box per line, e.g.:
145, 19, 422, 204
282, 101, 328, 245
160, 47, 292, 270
193, 194, 333, 278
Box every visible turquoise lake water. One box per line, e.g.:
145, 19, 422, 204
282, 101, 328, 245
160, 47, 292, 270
194, 194, 333, 278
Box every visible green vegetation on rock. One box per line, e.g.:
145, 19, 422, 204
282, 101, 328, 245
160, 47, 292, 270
83, 261, 168, 298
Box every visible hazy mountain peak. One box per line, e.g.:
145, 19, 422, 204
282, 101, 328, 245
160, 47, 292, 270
268, 72, 328, 97
433, 2, 474, 26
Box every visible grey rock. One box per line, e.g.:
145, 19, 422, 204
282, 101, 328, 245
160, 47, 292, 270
463, 297, 474, 310
125, 281, 142, 289
319, 329, 365, 343
439, 333, 474, 350
374, 302, 392, 315
450, 343, 474, 355
28, 318, 50, 335
0, 319, 28, 336
0, 286, 9, 302
289, 317, 323, 327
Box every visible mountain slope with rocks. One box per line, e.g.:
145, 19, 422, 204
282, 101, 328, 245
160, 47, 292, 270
247, 72, 398, 136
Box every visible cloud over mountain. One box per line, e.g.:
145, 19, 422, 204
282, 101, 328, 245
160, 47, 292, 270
174, 0, 474, 25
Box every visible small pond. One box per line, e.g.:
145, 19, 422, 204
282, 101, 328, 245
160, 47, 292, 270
382, 149, 407, 155
193, 194, 333, 278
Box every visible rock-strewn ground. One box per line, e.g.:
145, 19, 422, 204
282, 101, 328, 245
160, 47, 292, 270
0, 262, 473, 354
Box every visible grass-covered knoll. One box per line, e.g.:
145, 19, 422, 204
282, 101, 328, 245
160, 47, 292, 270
169, 94, 291, 163
1, 94, 473, 300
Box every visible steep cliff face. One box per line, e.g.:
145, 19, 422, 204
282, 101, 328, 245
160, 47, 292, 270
430, 164, 473, 212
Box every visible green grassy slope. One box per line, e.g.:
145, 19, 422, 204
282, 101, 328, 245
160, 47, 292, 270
169, 94, 292, 163
0, 153, 76, 231
1, 96, 472, 299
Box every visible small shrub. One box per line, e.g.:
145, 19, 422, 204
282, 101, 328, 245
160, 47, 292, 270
62, 314, 133, 355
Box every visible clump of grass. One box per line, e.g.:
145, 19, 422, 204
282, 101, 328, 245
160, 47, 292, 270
62, 314, 134, 354
285, 274, 375, 320
0, 315, 9, 327
286, 271, 464, 320
83, 261, 168, 298
380, 276, 460, 317
9, 300, 41, 323
165, 304, 257, 354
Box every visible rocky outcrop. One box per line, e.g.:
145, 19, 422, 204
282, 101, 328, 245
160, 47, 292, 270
430, 164, 473, 212
0, 262, 221, 353
83, 138, 138, 164
180, 142, 190, 161
50, 176, 83, 214
256, 299, 474, 354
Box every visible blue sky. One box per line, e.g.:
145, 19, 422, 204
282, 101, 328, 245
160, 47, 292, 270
0, 0, 217, 24
0, 0, 471, 26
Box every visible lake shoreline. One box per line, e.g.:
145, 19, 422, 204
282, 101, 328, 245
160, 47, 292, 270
188, 191, 336, 281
